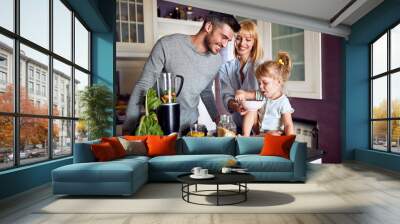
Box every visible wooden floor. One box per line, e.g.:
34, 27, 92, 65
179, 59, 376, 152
1, 162, 400, 224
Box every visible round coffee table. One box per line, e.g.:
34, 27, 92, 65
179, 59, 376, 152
177, 172, 255, 206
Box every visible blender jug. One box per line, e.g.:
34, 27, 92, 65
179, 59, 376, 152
156, 73, 184, 104
156, 73, 184, 135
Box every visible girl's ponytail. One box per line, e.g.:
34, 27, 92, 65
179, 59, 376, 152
276, 51, 292, 82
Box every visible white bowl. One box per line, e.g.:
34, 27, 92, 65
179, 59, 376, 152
242, 100, 264, 111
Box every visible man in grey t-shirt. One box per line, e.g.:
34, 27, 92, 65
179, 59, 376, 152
123, 12, 240, 134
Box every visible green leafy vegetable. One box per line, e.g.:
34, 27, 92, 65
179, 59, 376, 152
145, 88, 161, 114
135, 88, 164, 136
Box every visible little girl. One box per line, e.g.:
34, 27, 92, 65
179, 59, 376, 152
235, 51, 295, 136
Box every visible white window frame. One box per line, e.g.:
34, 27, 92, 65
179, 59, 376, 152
116, 0, 156, 58
260, 21, 322, 100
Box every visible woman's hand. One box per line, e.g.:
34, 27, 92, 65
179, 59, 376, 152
228, 99, 248, 115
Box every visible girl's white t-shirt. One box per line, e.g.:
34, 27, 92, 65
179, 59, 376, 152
260, 94, 294, 131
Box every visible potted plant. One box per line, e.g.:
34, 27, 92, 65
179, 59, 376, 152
79, 84, 113, 140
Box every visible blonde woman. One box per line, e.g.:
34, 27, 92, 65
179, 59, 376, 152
219, 20, 263, 133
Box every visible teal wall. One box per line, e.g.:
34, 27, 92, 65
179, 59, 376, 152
0, 158, 72, 199
92, 0, 116, 136
0, 0, 116, 200
344, 0, 400, 171
355, 149, 400, 172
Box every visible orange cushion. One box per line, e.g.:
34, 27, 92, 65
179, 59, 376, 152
101, 137, 126, 158
91, 142, 118, 162
124, 135, 148, 141
146, 134, 177, 157
259, 134, 296, 159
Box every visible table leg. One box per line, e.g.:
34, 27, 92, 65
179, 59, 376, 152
195, 184, 197, 192
181, 184, 183, 199
187, 184, 190, 202
217, 184, 219, 206
245, 183, 247, 201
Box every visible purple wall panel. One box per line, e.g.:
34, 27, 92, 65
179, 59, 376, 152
290, 34, 344, 163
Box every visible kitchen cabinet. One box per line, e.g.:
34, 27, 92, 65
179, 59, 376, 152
259, 21, 322, 100
116, 0, 157, 58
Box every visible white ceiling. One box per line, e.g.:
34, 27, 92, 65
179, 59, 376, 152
167, 0, 384, 38
224, 0, 352, 23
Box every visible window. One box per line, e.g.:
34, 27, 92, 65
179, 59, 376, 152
28, 67, 34, 80
0, 54, 7, 87
0, 0, 14, 32
0, 0, 91, 170
20, 0, 49, 49
0, 35, 13, 113
53, 59, 72, 117
371, 23, 400, 154
35, 70, 40, 81
272, 24, 305, 81
0, 71, 7, 87
42, 85, 46, 97
74, 69, 89, 119
262, 22, 322, 99
116, 0, 144, 43
53, 0, 72, 60
53, 119, 72, 158
0, 54, 7, 67
28, 81, 34, 94
74, 17, 89, 70
36, 83, 40, 95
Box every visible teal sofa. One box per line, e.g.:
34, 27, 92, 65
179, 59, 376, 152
52, 137, 307, 196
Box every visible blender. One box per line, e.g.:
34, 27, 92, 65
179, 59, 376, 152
156, 73, 184, 135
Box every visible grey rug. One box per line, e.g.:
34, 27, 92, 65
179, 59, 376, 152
38, 183, 362, 214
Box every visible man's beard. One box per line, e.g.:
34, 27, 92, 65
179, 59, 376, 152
204, 35, 216, 55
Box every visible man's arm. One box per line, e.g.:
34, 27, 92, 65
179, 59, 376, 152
122, 40, 166, 133
200, 80, 219, 122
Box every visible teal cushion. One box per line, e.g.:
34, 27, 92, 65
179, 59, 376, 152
52, 159, 147, 183
236, 137, 264, 155
117, 155, 150, 163
236, 155, 293, 172
149, 154, 235, 172
179, 137, 236, 155
73, 139, 101, 163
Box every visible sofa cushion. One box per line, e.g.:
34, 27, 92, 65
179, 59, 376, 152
123, 135, 148, 141
260, 134, 296, 159
148, 154, 235, 172
118, 137, 147, 156
91, 142, 118, 161
74, 140, 101, 163
115, 155, 150, 163
52, 158, 147, 183
236, 137, 263, 155
101, 137, 127, 158
147, 134, 177, 157
179, 137, 236, 155
236, 155, 293, 172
